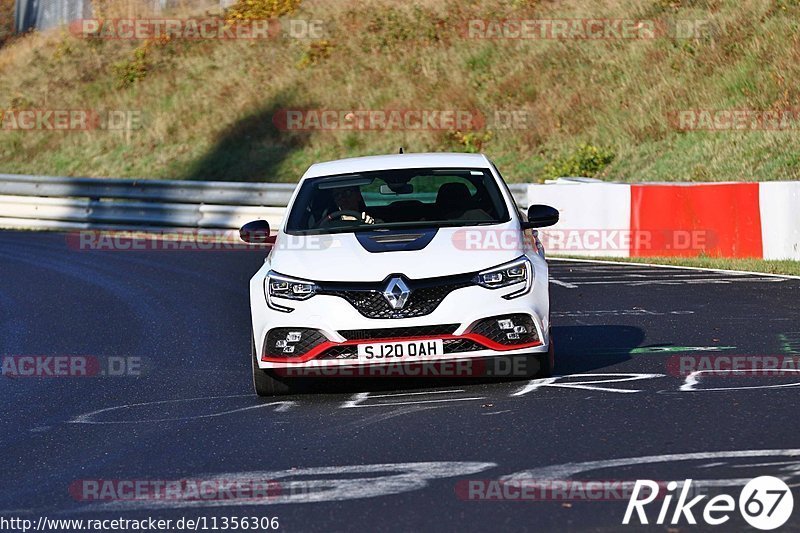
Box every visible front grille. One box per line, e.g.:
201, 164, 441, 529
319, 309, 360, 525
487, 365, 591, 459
263, 328, 327, 358
319, 275, 474, 319
338, 324, 459, 341
443, 338, 484, 353
469, 314, 539, 346
317, 346, 359, 360
316, 337, 486, 360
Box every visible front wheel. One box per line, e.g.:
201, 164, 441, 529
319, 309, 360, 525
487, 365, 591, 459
528, 333, 554, 378
252, 337, 294, 396
536, 337, 555, 378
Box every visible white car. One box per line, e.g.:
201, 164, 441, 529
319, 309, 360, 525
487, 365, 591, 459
240, 153, 559, 396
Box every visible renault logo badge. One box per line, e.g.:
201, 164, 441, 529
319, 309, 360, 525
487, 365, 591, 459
383, 277, 411, 310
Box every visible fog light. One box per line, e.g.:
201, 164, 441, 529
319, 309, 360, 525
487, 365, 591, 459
469, 314, 540, 347
264, 328, 327, 359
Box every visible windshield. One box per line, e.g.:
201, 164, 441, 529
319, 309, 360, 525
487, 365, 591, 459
285, 167, 511, 234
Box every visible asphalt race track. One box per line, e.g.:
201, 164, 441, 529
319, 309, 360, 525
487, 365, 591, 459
1, 230, 799, 532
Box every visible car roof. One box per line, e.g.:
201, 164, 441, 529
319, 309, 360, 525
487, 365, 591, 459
302, 153, 493, 179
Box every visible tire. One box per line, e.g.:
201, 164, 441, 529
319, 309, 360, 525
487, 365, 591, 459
539, 336, 555, 378
252, 337, 294, 396
530, 332, 554, 379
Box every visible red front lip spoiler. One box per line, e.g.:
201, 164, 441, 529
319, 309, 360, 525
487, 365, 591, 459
261, 333, 542, 363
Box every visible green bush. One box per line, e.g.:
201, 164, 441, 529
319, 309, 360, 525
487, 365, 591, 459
360, 6, 445, 52
113, 45, 149, 88
297, 39, 333, 69
448, 130, 493, 153
544, 144, 615, 179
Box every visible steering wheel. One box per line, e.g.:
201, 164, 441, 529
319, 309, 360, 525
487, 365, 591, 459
317, 210, 367, 228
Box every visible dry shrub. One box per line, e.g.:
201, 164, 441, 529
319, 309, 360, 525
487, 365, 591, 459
0, 0, 15, 43
225, 0, 301, 21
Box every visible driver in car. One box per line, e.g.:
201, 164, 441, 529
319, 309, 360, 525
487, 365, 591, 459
328, 186, 378, 224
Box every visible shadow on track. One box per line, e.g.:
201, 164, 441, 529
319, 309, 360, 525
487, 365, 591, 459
551, 324, 644, 374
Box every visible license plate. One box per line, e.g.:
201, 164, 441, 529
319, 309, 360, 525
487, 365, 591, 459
357, 339, 444, 361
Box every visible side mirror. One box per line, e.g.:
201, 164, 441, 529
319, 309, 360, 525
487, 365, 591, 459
523, 204, 559, 229
239, 220, 271, 243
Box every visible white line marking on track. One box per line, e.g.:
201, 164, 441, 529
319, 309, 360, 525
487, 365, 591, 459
548, 256, 800, 280
698, 462, 728, 468
559, 278, 786, 286
549, 279, 578, 288
79, 462, 499, 510
347, 397, 486, 408
556, 273, 752, 280
512, 373, 665, 396
732, 461, 800, 468
341, 390, 475, 408
340, 392, 370, 408
369, 389, 465, 398
68, 395, 296, 424
501, 450, 800, 488
681, 369, 800, 391
552, 309, 694, 317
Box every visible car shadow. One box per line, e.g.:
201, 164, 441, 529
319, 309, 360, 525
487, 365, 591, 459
549, 324, 645, 375
182, 89, 313, 182
272, 324, 645, 396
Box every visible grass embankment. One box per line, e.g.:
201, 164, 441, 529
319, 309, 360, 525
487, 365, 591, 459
1, 0, 800, 183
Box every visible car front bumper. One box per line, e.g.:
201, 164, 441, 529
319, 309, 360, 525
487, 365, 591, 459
251, 268, 551, 372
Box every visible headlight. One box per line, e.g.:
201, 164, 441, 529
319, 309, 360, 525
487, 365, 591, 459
475, 257, 533, 299
265, 271, 318, 312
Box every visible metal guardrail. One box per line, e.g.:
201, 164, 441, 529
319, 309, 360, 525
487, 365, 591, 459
0, 174, 297, 205
0, 174, 294, 231
507, 184, 529, 209
0, 174, 530, 232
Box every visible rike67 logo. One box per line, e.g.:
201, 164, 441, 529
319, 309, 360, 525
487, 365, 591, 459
624, 476, 794, 530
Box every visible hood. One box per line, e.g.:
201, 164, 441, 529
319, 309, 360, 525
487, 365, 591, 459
268, 221, 526, 282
